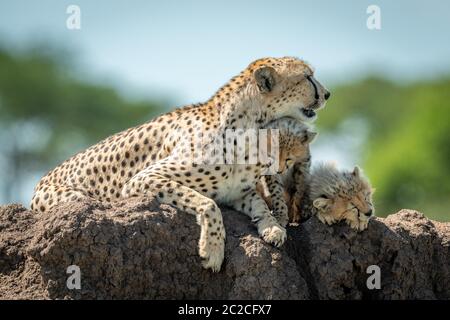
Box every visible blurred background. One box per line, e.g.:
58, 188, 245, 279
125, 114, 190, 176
0, 0, 449, 220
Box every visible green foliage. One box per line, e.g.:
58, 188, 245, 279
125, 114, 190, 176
0, 47, 166, 203
317, 77, 450, 221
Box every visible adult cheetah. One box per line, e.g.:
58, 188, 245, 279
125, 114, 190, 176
31, 57, 330, 271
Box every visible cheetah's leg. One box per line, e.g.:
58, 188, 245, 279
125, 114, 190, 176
31, 185, 94, 213
232, 191, 286, 247
122, 170, 225, 272
263, 175, 289, 227
289, 159, 312, 224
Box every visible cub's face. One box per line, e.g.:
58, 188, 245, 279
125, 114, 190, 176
276, 131, 315, 174
327, 189, 374, 224
312, 166, 375, 230
250, 57, 330, 123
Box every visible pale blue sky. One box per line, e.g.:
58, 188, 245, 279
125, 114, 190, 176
1, 0, 450, 103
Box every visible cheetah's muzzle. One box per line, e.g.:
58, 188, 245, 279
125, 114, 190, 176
301, 108, 316, 118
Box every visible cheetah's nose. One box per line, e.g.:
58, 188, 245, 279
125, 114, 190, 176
324, 91, 331, 100
364, 210, 373, 217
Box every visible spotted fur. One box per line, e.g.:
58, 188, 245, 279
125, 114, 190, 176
31, 56, 330, 271
257, 118, 316, 227
309, 162, 375, 231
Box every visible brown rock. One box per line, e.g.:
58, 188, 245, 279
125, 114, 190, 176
0, 199, 449, 299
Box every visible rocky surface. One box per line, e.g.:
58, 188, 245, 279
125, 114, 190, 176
0, 197, 449, 299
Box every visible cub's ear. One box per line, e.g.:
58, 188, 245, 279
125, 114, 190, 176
302, 130, 318, 144
352, 166, 361, 177
313, 197, 331, 211
254, 66, 276, 93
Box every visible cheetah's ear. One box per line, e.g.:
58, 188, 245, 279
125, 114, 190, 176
254, 66, 276, 93
313, 197, 331, 211
302, 130, 317, 144
352, 166, 361, 177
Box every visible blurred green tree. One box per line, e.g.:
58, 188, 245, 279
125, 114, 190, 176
0, 47, 166, 203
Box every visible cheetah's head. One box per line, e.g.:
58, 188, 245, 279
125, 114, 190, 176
277, 133, 315, 174
250, 57, 330, 123
265, 118, 317, 174
310, 163, 375, 228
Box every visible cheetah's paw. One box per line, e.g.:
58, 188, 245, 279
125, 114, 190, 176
316, 212, 336, 226
346, 216, 369, 232
357, 218, 369, 231
199, 239, 225, 272
261, 224, 287, 247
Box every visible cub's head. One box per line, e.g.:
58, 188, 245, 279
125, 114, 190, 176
310, 162, 375, 227
249, 57, 330, 122
265, 118, 317, 174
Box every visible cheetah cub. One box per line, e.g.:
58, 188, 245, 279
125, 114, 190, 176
309, 162, 375, 231
257, 118, 316, 227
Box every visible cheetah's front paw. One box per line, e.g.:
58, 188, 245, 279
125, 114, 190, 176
346, 216, 370, 232
316, 212, 337, 226
261, 224, 287, 247
199, 238, 225, 272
